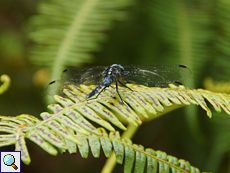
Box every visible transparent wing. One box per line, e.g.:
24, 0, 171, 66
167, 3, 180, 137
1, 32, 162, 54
46, 64, 192, 97
46, 66, 106, 96
61, 66, 106, 85
122, 64, 191, 87
46, 79, 78, 97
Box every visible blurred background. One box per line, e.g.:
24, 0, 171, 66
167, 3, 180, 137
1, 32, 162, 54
1, 0, 230, 172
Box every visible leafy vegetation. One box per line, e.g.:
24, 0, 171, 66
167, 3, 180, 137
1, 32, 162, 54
1, 0, 230, 172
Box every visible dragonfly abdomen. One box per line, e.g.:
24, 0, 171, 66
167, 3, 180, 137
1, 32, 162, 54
87, 83, 104, 99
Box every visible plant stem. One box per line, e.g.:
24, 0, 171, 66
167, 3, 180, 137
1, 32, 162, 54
101, 124, 139, 173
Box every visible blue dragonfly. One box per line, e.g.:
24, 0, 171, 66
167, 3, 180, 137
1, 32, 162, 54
47, 64, 191, 105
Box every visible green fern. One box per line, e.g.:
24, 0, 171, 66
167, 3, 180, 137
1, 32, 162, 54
0, 74, 11, 95
148, 0, 213, 86
46, 83, 230, 127
147, 0, 214, 139
212, 0, 230, 80
1, 83, 230, 168
0, 120, 200, 173
29, 0, 134, 81
3, 0, 230, 172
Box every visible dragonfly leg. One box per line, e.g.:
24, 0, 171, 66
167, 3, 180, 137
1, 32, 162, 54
95, 86, 107, 98
115, 81, 128, 107
118, 80, 133, 91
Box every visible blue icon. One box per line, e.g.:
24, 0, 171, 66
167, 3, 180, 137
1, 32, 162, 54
3, 154, 18, 170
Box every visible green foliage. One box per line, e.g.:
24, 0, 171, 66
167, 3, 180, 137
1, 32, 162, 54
1, 83, 230, 172
213, 0, 230, 80
47, 83, 230, 124
29, 0, 134, 81
147, 0, 213, 86
0, 74, 11, 95
2, 0, 230, 172
0, 113, 200, 172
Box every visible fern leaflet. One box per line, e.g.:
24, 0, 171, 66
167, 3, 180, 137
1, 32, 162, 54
1, 83, 230, 169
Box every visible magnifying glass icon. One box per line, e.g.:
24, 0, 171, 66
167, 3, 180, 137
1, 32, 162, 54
3, 154, 18, 170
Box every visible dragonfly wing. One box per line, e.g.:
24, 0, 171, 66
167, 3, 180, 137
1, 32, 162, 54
46, 64, 191, 97
61, 66, 106, 85
47, 66, 106, 97
122, 64, 191, 87
46, 78, 80, 97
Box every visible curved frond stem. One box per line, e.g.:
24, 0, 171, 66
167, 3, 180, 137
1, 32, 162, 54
51, 0, 99, 81
101, 152, 116, 173
121, 124, 140, 139
0, 74, 11, 95
29, 0, 134, 84
146, 104, 183, 122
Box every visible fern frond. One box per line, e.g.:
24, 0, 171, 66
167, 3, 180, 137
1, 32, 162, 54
212, 1, 230, 80
0, 74, 11, 94
37, 84, 230, 137
147, 0, 215, 138
99, 128, 200, 173
149, 0, 213, 86
0, 114, 86, 164
29, 0, 134, 81
0, 121, 200, 172
1, 84, 230, 166
47, 83, 230, 128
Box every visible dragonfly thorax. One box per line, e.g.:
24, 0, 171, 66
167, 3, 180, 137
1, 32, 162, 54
103, 77, 112, 86
102, 64, 125, 85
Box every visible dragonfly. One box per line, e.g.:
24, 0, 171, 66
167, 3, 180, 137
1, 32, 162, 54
46, 64, 191, 105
